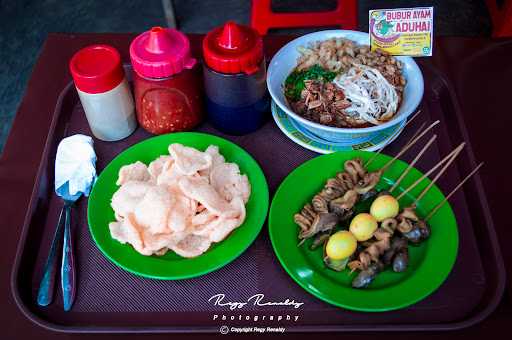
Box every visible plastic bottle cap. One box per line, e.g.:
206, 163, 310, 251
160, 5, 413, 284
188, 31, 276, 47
69, 45, 124, 94
130, 26, 196, 79
203, 21, 263, 75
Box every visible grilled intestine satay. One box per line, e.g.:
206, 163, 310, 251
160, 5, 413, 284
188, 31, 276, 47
396, 207, 430, 244
352, 261, 384, 289
298, 211, 339, 239
382, 236, 409, 271
348, 226, 393, 271
329, 189, 359, 216
294, 158, 368, 242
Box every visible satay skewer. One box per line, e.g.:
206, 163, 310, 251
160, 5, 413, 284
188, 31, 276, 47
407, 109, 423, 127
396, 142, 465, 201
403, 119, 426, 148
297, 238, 306, 247
365, 121, 425, 169
411, 144, 465, 207
389, 134, 437, 193
379, 120, 440, 174
425, 162, 484, 221
364, 109, 423, 167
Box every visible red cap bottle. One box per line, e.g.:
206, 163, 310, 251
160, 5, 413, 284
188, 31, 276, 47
69, 44, 137, 141
70, 45, 125, 94
130, 26, 196, 79
203, 21, 263, 75
202, 22, 269, 135
129, 27, 203, 134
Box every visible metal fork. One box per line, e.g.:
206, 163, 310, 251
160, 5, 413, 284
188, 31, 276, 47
37, 182, 82, 311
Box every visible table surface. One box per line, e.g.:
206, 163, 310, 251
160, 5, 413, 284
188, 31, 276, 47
1, 33, 511, 339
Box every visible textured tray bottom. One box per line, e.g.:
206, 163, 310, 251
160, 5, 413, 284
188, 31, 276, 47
28, 94, 487, 328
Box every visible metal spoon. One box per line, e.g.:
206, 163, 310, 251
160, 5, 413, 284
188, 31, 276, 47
58, 182, 82, 311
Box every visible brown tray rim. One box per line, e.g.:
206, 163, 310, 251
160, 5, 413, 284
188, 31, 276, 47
10, 64, 506, 333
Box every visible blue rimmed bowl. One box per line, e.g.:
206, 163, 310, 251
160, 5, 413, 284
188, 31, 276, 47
267, 30, 424, 145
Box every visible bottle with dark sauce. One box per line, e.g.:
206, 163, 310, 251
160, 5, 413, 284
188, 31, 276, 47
202, 21, 269, 135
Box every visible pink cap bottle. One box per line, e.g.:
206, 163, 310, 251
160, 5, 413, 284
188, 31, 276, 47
130, 27, 203, 134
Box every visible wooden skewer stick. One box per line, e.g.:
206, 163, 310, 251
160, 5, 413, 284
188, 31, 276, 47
380, 120, 440, 173
402, 114, 431, 150
411, 144, 464, 207
365, 110, 423, 167
365, 109, 423, 167
407, 109, 423, 126
366, 120, 427, 171
365, 123, 423, 168
297, 238, 306, 247
389, 134, 437, 193
425, 162, 484, 221
396, 142, 465, 201
402, 122, 426, 150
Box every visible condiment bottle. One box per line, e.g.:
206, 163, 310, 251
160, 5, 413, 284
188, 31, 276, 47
202, 21, 269, 135
69, 45, 137, 141
130, 27, 203, 134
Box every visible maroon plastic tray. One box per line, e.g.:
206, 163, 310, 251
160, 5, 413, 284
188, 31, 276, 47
11, 62, 505, 333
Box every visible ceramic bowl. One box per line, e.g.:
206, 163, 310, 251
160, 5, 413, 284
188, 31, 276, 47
267, 30, 424, 144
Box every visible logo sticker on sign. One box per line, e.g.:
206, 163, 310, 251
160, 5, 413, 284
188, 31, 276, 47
369, 7, 434, 56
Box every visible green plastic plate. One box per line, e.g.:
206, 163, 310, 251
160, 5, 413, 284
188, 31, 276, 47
269, 150, 458, 311
88, 132, 269, 280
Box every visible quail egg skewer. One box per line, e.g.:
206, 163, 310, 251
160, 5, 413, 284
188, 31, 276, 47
350, 158, 482, 288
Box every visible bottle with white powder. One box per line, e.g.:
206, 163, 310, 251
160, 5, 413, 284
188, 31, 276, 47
69, 45, 137, 141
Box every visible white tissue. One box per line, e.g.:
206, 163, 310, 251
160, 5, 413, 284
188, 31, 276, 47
55, 134, 97, 196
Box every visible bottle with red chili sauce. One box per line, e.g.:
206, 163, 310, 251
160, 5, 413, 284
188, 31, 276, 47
130, 27, 203, 134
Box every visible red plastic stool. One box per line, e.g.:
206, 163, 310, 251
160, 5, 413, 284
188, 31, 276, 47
250, 0, 358, 35
486, 0, 512, 37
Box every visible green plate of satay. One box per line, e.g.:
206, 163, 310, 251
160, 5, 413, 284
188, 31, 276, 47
269, 129, 482, 312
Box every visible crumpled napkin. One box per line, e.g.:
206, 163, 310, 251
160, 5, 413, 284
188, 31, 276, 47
55, 134, 97, 196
